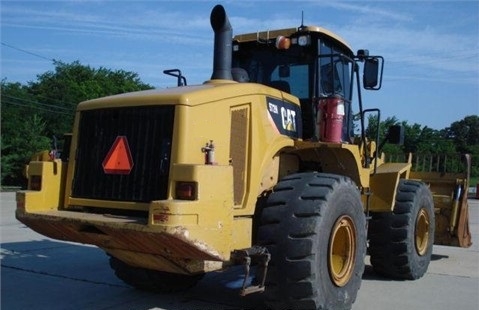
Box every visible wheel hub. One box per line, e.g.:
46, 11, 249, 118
415, 208, 430, 256
329, 215, 356, 287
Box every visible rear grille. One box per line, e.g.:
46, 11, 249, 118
72, 105, 175, 202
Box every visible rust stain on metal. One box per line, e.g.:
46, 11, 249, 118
17, 211, 225, 266
153, 213, 169, 223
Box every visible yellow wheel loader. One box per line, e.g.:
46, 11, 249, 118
16, 5, 472, 310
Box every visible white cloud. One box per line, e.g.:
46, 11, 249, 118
318, 1, 413, 22
328, 17, 478, 83
2, 1, 478, 87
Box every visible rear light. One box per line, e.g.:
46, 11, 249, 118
175, 182, 197, 200
30, 176, 42, 191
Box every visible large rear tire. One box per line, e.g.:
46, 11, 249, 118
109, 256, 204, 292
257, 172, 366, 310
368, 179, 435, 279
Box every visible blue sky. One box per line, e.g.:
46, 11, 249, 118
1, 0, 478, 130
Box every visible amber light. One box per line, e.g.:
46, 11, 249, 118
30, 176, 42, 191
275, 36, 291, 50
175, 182, 197, 200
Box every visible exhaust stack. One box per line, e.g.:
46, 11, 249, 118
210, 5, 233, 80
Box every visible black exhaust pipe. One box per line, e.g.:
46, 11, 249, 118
210, 5, 233, 80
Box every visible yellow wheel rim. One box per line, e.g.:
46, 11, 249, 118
415, 208, 430, 256
329, 215, 356, 287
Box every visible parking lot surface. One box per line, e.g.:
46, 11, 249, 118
1, 192, 478, 309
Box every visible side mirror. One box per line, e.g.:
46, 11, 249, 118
375, 125, 404, 166
363, 56, 383, 90
386, 125, 404, 145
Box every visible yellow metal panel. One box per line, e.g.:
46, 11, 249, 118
156, 164, 235, 260
16, 208, 227, 273
292, 141, 369, 188
369, 162, 411, 212
168, 164, 234, 206
64, 111, 80, 208
17, 160, 65, 212
232, 217, 253, 250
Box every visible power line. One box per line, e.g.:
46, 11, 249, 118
2, 100, 73, 116
1, 42, 54, 62
2, 95, 74, 112
27, 92, 77, 108
2, 98, 74, 116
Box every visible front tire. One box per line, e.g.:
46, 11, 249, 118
368, 179, 435, 279
257, 172, 366, 310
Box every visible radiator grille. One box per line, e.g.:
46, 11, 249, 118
72, 105, 175, 203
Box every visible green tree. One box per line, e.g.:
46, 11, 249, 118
28, 60, 153, 136
1, 80, 50, 185
1, 61, 153, 186
1, 113, 51, 186
366, 114, 478, 179
445, 115, 479, 153
445, 115, 479, 179
365, 115, 402, 155
405, 125, 455, 154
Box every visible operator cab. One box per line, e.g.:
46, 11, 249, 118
232, 26, 382, 143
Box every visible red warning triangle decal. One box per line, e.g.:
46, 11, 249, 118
102, 136, 134, 175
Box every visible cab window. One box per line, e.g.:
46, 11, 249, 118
319, 40, 353, 100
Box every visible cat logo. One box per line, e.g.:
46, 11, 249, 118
281, 107, 296, 132
266, 97, 302, 139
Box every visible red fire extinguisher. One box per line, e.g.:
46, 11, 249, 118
317, 97, 345, 143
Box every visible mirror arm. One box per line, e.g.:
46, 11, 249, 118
355, 62, 368, 167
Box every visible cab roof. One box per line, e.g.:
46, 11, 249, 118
233, 26, 353, 56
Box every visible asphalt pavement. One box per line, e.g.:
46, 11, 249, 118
1, 192, 478, 310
